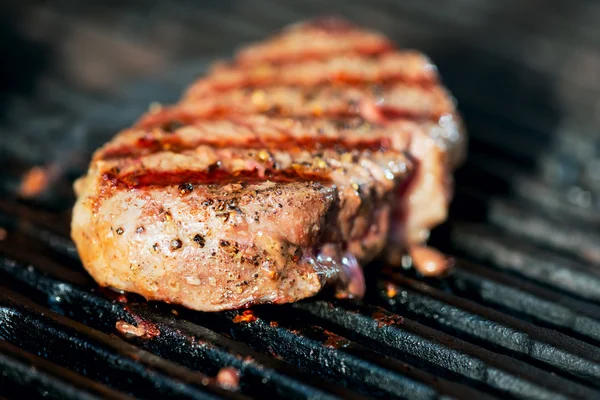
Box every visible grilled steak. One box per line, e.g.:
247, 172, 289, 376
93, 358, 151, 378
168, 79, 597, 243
71, 18, 466, 311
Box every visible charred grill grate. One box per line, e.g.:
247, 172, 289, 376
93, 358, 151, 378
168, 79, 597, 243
2, 0, 600, 399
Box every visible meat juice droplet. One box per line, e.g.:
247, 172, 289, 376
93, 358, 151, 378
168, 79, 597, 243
409, 245, 451, 276
216, 367, 240, 390
315, 245, 366, 300
339, 253, 366, 299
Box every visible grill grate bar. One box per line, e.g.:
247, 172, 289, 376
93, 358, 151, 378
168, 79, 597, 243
510, 175, 600, 223
451, 223, 600, 303
455, 155, 600, 222
0, 288, 245, 400
450, 187, 600, 267
0, 340, 134, 400
216, 313, 452, 400
485, 199, 600, 263
190, 308, 497, 400
291, 300, 600, 399
377, 272, 600, 385
440, 260, 600, 345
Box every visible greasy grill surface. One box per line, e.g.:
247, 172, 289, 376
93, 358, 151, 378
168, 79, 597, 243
1, 0, 600, 399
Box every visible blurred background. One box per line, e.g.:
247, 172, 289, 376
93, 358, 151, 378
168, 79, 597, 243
0, 0, 599, 216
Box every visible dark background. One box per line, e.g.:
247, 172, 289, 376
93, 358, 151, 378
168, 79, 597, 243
0, 0, 599, 210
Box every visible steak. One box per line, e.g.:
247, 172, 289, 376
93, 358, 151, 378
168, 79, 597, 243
71, 18, 466, 311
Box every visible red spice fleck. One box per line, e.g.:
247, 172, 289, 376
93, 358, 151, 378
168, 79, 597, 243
232, 310, 257, 324
409, 245, 453, 277
116, 294, 128, 303
269, 321, 279, 327
216, 367, 240, 390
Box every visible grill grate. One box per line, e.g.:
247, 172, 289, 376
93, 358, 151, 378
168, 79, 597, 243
2, 0, 600, 399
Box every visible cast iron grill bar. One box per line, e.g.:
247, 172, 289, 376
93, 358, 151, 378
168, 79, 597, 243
179, 308, 496, 400
0, 294, 244, 399
435, 259, 600, 345
450, 188, 600, 278
0, 340, 134, 400
0, 289, 244, 400
288, 301, 600, 399
376, 272, 600, 385
485, 200, 600, 263
456, 155, 600, 222
181, 312, 465, 400
510, 175, 600, 223
466, 166, 600, 226
450, 223, 600, 303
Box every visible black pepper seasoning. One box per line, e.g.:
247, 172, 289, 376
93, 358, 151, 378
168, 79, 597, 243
193, 234, 205, 247
162, 120, 184, 133
178, 183, 194, 194
170, 239, 182, 251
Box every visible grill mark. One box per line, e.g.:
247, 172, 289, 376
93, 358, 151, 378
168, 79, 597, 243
247, 43, 395, 66
102, 165, 332, 190
189, 66, 436, 97
137, 85, 448, 132
99, 123, 391, 161
137, 106, 445, 130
